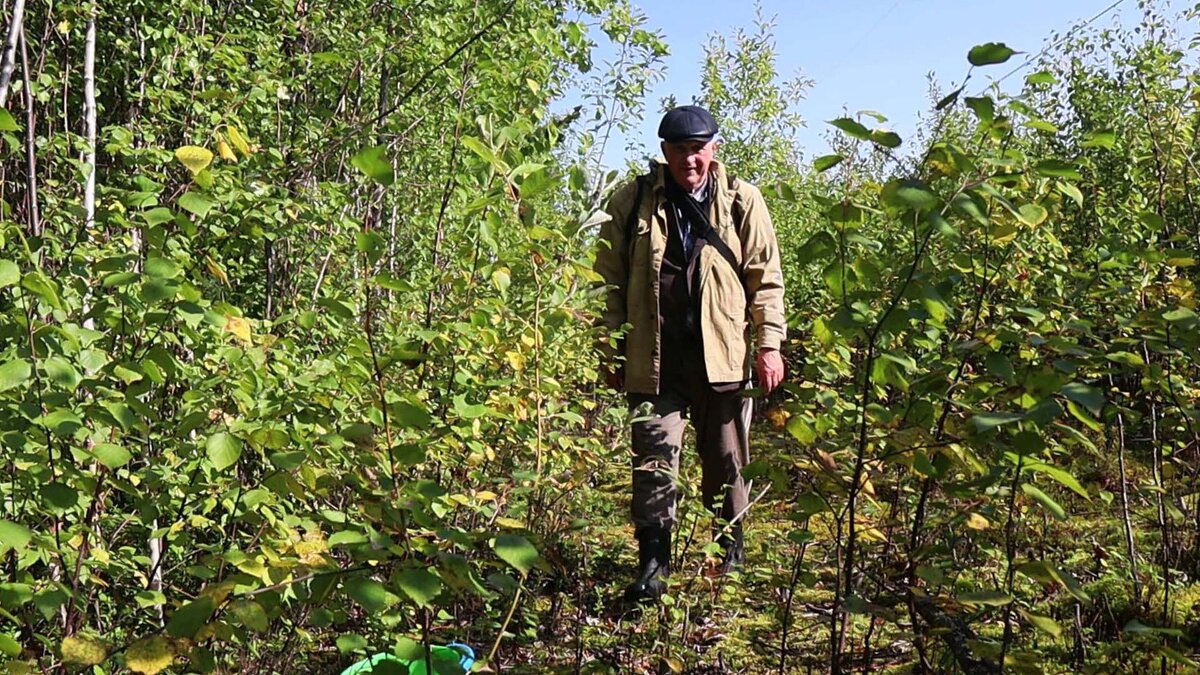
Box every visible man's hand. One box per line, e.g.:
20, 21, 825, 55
756, 348, 784, 393
600, 363, 624, 391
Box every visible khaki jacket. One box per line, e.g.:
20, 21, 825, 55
594, 159, 786, 394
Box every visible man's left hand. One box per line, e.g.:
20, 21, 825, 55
756, 348, 784, 393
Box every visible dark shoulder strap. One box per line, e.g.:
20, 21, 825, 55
700, 173, 742, 276
702, 226, 740, 274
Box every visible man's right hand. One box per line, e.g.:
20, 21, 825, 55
601, 364, 624, 391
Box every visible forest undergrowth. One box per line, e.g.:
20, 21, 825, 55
3, 0, 1200, 673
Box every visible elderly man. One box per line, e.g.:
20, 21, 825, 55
594, 105, 786, 604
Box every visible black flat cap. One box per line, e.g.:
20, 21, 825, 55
658, 105, 718, 142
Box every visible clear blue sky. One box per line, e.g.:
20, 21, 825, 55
572, 0, 1171, 168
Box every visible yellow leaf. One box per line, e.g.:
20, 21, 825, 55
174, 146, 214, 175
125, 636, 174, 675
226, 125, 252, 156
475, 490, 497, 502
216, 137, 237, 163
495, 517, 525, 529
767, 407, 790, 429
966, 513, 990, 530
204, 254, 229, 286
860, 477, 876, 497
224, 315, 252, 344
61, 635, 108, 666
504, 351, 525, 371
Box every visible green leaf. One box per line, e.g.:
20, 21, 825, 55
178, 192, 213, 218
125, 635, 174, 674
343, 577, 398, 612
0, 359, 31, 392
328, 530, 368, 547
461, 137, 507, 172
1105, 351, 1144, 367
885, 180, 938, 212
1057, 181, 1083, 207
1028, 462, 1089, 498
0, 107, 19, 132
0, 634, 19, 658
813, 154, 843, 172
1080, 129, 1116, 149
268, 451, 306, 471
61, 635, 108, 666
828, 117, 871, 140
22, 271, 62, 309
41, 483, 79, 511
1018, 609, 1063, 638
0, 520, 32, 554
452, 395, 489, 419
102, 271, 139, 288
1022, 483, 1066, 520
336, 634, 368, 654
175, 145, 214, 174
1066, 399, 1102, 432
142, 207, 175, 226
965, 96, 995, 124
1061, 382, 1104, 414
968, 42, 1016, 66
1034, 160, 1081, 180
44, 356, 81, 391
144, 257, 180, 279
786, 416, 817, 444
42, 409, 83, 435
140, 279, 178, 304
1124, 618, 1184, 637
869, 129, 901, 149
93, 443, 132, 470
166, 596, 215, 638
1016, 203, 1047, 227
796, 231, 836, 266
1025, 71, 1056, 85
0, 260, 18, 287
392, 402, 432, 429
1159, 645, 1199, 667
1163, 307, 1197, 323
37, 588, 73, 617
395, 567, 442, 607
229, 599, 270, 633
971, 411, 1023, 433
493, 534, 539, 576
935, 87, 962, 111
206, 431, 243, 471
958, 590, 1013, 606
352, 145, 395, 186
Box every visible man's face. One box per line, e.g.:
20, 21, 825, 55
661, 138, 717, 192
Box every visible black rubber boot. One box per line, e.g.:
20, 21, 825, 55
624, 525, 670, 605
716, 521, 744, 574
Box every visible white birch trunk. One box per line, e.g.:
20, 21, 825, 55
0, 0, 25, 108
149, 517, 164, 625
81, 9, 97, 328
83, 11, 96, 229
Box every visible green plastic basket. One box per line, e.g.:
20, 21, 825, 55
338, 643, 475, 675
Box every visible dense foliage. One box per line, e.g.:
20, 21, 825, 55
2, 0, 1200, 673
